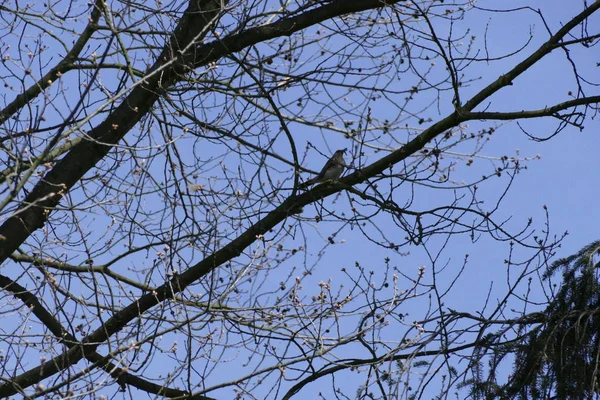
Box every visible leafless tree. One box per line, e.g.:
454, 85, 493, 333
0, 0, 598, 398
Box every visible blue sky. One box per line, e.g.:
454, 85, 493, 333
0, 1, 599, 399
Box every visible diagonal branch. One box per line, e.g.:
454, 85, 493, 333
0, 0, 226, 264
0, 0, 104, 126
0, 104, 461, 399
461, 0, 600, 112
0, 273, 212, 398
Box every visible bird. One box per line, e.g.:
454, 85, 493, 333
298, 149, 347, 189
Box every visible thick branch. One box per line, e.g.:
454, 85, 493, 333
0, 0, 225, 264
0, 274, 209, 398
186, 0, 405, 68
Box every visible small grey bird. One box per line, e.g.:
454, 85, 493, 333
298, 149, 347, 189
